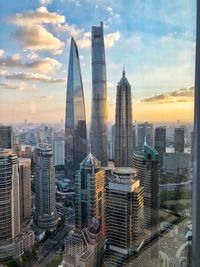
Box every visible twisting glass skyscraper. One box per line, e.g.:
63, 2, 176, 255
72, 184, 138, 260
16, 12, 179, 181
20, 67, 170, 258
65, 38, 87, 181
90, 22, 108, 166
115, 69, 133, 167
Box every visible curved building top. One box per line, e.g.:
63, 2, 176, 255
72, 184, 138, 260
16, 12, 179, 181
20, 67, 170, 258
133, 144, 159, 161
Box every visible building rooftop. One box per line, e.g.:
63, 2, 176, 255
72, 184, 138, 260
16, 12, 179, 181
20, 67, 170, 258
81, 153, 100, 168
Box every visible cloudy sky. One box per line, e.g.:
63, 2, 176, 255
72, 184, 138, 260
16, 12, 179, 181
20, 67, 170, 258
0, 0, 196, 123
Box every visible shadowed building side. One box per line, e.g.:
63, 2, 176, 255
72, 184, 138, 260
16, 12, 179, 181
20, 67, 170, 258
90, 21, 108, 167
65, 38, 87, 182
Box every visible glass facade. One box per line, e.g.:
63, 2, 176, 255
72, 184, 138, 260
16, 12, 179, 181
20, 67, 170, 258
65, 38, 87, 181
90, 22, 108, 166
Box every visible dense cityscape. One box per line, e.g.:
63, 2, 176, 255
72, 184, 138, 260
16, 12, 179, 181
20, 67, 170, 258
0, 1, 195, 267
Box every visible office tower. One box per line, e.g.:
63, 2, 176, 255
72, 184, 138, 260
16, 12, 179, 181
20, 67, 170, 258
137, 122, 153, 146
0, 126, 13, 149
0, 149, 20, 259
65, 153, 106, 267
18, 158, 32, 226
53, 135, 65, 167
115, 70, 133, 167
65, 38, 87, 181
75, 153, 106, 232
174, 127, 185, 153
90, 21, 108, 166
133, 144, 160, 239
34, 144, 58, 229
154, 126, 166, 166
106, 167, 144, 266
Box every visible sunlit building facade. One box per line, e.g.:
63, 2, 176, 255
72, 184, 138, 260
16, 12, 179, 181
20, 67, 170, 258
106, 167, 144, 266
90, 21, 108, 166
65, 153, 106, 267
65, 38, 87, 181
133, 144, 160, 240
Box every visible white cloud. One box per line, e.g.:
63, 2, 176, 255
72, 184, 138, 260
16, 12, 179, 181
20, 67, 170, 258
0, 52, 61, 73
39, 0, 53, 5
0, 50, 5, 57
0, 71, 65, 83
11, 6, 65, 26
105, 31, 120, 48
11, 25, 64, 54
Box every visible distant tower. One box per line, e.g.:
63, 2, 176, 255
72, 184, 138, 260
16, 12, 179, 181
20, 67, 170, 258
174, 127, 185, 153
133, 144, 160, 239
154, 127, 166, 167
137, 122, 153, 147
90, 21, 108, 166
115, 69, 133, 167
34, 144, 58, 229
75, 153, 106, 234
106, 167, 144, 265
0, 149, 20, 259
0, 126, 13, 149
65, 38, 87, 181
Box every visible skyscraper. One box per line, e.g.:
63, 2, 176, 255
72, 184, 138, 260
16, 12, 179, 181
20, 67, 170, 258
0, 149, 20, 259
115, 70, 133, 167
75, 153, 106, 232
90, 21, 108, 166
34, 144, 58, 229
106, 167, 144, 266
137, 122, 153, 147
174, 127, 185, 153
65, 38, 87, 180
0, 126, 13, 149
65, 153, 106, 267
154, 126, 166, 166
133, 144, 160, 239
53, 134, 65, 167
18, 158, 32, 226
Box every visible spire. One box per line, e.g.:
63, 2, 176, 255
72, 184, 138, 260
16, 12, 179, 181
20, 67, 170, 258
122, 65, 125, 78
144, 136, 147, 146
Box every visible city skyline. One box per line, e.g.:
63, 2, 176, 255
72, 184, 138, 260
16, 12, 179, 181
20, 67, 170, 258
0, 0, 196, 123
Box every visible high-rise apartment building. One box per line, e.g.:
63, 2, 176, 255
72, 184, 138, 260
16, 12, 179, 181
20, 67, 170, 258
65, 153, 106, 267
34, 144, 58, 229
90, 21, 108, 166
0, 149, 20, 259
18, 158, 32, 226
174, 127, 185, 153
0, 126, 13, 149
65, 38, 87, 180
106, 167, 144, 266
115, 70, 133, 167
154, 126, 166, 166
137, 122, 153, 147
133, 144, 160, 239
